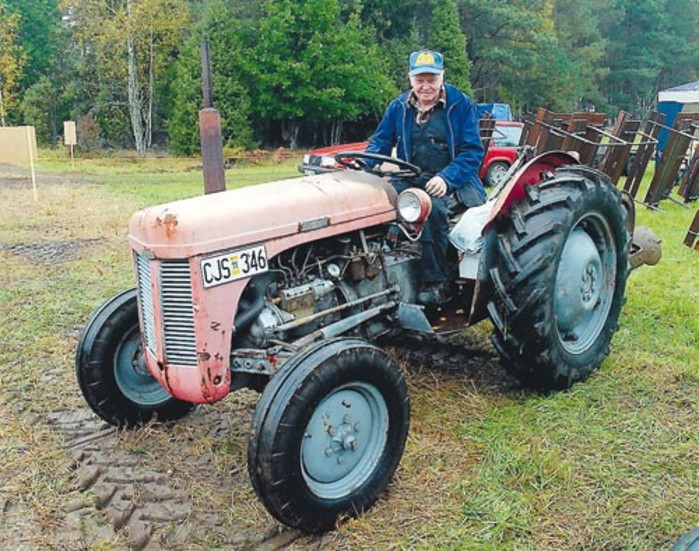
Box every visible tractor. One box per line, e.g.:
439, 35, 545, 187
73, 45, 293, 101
76, 148, 661, 532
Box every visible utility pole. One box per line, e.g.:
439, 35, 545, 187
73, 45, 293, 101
199, 40, 226, 194
0, 88, 6, 127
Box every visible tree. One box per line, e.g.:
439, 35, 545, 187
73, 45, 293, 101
459, 0, 550, 105
167, 0, 254, 154
458, 0, 582, 112
0, 1, 24, 124
429, 0, 472, 95
597, 0, 666, 113
3, 0, 60, 89
21, 76, 60, 145
551, 0, 606, 109
252, 0, 394, 147
594, 0, 698, 113
67, 0, 190, 154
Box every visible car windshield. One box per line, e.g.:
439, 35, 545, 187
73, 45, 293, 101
493, 125, 523, 147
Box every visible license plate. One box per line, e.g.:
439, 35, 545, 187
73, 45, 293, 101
304, 169, 315, 176
200, 245, 268, 288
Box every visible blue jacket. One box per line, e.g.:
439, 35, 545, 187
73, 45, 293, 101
367, 83, 486, 201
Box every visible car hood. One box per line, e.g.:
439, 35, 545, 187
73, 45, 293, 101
129, 170, 397, 258
306, 141, 368, 156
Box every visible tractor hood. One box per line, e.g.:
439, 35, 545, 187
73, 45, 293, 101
129, 170, 398, 258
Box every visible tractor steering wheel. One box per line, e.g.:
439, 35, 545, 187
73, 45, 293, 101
334, 151, 422, 179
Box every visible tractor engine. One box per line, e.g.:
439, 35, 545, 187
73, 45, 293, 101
235, 230, 420, 350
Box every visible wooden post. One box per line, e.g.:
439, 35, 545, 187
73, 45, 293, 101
624, 111, 665, 199
26, 126, 37, 202
64, 121, 77, 169
643, 119, 693, 207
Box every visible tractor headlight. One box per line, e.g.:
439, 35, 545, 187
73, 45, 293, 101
397, 188, 432, 224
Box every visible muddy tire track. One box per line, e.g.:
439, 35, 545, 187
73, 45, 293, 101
44, 334, 505, 549
47, 406, 305, 550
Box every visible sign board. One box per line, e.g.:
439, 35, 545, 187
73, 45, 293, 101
64, 121, 77, 146
0, 126, 38, 164
0, 126, 39, 200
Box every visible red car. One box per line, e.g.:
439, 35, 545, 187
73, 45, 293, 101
299, 121, 524, 187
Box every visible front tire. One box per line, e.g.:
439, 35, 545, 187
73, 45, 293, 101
486, 166, 630, 390
671, 528, 699, 551
76, 289, 194, 427
248, 338, 409, 533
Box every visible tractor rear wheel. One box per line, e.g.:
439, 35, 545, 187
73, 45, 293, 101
486, 166, 630, 390
76, 289, 194, 427
248, 338, 409, 533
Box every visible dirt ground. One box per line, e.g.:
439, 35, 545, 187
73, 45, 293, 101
0, 164, 511, 550
36, 339, 505, 550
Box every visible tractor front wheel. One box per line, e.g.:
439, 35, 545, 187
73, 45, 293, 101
486, 166, 630, 390
248, 338, 409, 533
76, 289, 194, 427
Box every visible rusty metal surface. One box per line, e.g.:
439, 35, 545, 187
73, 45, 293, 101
479, 117, 496, 149
200, 40, 213, 109
598, 111, 641, 184
483, 150, 580, 230
523, 109, 608, 164
679, 138, 699, 202
684, 210, 699, 250
199, 108, 226, 194
629, 226, 662, 269
199, 40, 226, 194
128, 171, 397, 258
624, 111, 665, 199
643, 119, 694, 206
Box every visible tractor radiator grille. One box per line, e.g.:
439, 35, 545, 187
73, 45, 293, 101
160, 260, 197, 366
134, 254, 197, 366
135, 253, 157, 354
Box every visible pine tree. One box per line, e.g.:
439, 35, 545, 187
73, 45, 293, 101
429, 0, 472, 95
167, 0, 254, 154
0, 1, 24, 123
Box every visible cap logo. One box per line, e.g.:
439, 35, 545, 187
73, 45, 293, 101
415, 52, 435, 66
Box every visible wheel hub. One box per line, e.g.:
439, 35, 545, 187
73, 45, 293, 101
301, 383, 388, 497
331, 418, 358, 451
555, 228, 602, 335
114, 328, 171, 406
131, 347, 151, 377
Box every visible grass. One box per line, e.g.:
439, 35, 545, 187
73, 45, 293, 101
0, 152, 697, 549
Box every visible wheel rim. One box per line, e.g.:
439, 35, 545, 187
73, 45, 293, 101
554, 213, 617, 355
301, 381, 389, 499
114, 326, 171, 406
488, 163, 508, 186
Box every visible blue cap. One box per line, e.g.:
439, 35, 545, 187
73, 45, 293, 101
409, 50, 444, 76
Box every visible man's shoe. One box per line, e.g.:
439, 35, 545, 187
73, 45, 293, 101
417, 283, 449, 306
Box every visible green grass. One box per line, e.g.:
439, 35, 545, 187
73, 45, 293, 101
0, 155, 697, 549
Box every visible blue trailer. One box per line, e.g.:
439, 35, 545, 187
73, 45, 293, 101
657, 80, 699, 158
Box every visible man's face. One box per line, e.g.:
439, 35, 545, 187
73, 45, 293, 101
409, 72, 443, 106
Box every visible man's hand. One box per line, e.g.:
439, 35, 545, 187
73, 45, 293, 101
425, 175, 448, 198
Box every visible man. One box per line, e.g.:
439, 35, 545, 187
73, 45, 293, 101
366, 49, 485, 305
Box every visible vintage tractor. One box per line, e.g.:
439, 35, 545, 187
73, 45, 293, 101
76, 149, 661, 533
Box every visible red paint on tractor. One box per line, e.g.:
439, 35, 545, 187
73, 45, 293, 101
485, 151, 579, 229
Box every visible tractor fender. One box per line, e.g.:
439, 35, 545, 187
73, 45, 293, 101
483, 150, 580, 230
468, 151, 580, 323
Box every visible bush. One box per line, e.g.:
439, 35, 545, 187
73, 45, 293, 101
77, 114, 105, 152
